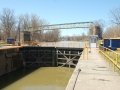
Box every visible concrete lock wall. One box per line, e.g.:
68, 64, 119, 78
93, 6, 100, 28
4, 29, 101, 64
0, 46, 83, 76
0, 50, 6, 76
0, 48, 23, 76
20, 46, 57, 67
20, 46, 83, 68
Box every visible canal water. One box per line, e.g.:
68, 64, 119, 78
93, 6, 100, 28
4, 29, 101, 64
40, 41, 84, 48
1, 67, 74, 90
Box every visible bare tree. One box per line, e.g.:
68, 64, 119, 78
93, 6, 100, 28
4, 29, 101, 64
20, 14, 31, 31
0, 27, 3, 40
0, 8, 53, 43
19, 14, 46, 41
31, 15, 40, 30
111, 8, 120, 25
52, 29, 60, 41
103, 25, 120, 38
0, 24, 3, 40
30, 14, 44, 41
14, 16, 24, 44
0, 8, 16, 39
43, 29, 60, 42
103, 7, 120, 38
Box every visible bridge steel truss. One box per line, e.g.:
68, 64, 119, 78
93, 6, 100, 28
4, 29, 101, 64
26, 22, 94, 32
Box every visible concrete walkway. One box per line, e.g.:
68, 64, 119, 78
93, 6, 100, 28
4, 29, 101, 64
66, 48, 120, 90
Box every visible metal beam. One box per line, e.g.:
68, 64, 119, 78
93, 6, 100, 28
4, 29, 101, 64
25, 22, 93, 32
57, 50, 82, 67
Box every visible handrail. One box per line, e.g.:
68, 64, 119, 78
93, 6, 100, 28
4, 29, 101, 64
99, 45, 120, 70
72, 69, 81, 90
100, 46, 120, 55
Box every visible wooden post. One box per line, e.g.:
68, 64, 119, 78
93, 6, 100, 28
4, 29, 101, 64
83, 43, 85, 60
86, 47, 88, 60
116, 54, 118, 65
69, 51, 71, 68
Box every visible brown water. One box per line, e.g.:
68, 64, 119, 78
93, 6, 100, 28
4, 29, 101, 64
2, 67, 74, 90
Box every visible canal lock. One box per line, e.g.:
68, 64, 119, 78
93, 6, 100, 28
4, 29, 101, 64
20, 46, 83, 68
0, 46, 83, 76
0, 46, 83, 89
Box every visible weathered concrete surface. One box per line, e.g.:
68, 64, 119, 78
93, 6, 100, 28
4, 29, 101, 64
0, 46, 22, 50
66, 48, 120, 90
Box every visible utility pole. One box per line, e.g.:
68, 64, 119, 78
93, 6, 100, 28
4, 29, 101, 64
18, 23, 21, 46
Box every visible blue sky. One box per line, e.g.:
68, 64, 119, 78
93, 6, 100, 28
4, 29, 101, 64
0, 0, 120, 36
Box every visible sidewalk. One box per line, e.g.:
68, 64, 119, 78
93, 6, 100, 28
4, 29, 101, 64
66, 48, 120, 90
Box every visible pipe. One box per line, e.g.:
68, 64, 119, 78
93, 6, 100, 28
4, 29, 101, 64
72, 68, 81, 90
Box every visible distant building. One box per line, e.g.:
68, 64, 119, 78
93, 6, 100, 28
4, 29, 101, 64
104, 37, 120, 50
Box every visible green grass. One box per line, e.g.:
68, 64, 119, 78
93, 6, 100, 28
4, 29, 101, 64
100, 50, 120, 68
0, 41, 7, 47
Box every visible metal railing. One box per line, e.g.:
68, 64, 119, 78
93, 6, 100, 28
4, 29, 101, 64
82, 42, 89, 60
72, 69, 81, 90
99, 46, 120, 70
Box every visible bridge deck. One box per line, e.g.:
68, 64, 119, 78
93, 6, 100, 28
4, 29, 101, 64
66, 48, 120, 90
